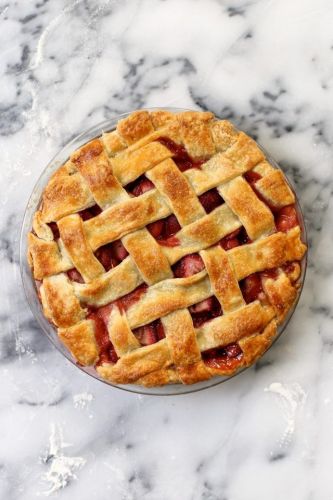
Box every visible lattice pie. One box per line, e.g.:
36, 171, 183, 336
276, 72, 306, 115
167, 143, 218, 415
28, 110, 307, 387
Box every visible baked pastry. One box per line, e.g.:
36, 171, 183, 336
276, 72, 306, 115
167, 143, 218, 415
27, 109, 307, 387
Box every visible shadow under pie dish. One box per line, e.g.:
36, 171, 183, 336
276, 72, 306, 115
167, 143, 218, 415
23, 108, 307, 393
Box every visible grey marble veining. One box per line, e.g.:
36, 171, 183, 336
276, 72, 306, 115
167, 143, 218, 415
1, 0, 333, 498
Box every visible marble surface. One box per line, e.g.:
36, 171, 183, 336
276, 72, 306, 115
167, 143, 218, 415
1, 0, 333, 498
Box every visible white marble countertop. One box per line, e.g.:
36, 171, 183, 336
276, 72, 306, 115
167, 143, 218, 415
1, 0, 333, 498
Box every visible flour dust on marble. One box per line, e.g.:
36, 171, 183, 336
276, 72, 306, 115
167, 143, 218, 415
73, 391, 94, 410
39, 423, 86, 496
265, 382, 307, 452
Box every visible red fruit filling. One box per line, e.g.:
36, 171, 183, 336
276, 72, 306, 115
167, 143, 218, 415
67, 268, 84, 283
245, 173, 301, 228
118, 283, 149, 312
127, 176, 155, 196
219, 227, 251, 250
244, 170, 262, 186
48, 222, 60, 240
173, 253, 205, 278
47, 205, 102, 239
240, 273, 264, 304
243, 171, 278, 211
79, 204, 102, 220
261, 268, 279, 279
164, 214, 181, 235
219, 228, 241, 250
147, 220, 164, 238
190, 296, 222, 328
134, 319, 165, 346
88, 306, 118, 365
95, 244, 118, 271
275, 205, 299, 233
158, 235, 180, 247
203, 343, 243, 371
86, 285, 150, 363
158, 137, 205, 172
281, 261, 299, 281
155, 214, 181, 247
199, 189, 224, 214
95, 240, 128, 271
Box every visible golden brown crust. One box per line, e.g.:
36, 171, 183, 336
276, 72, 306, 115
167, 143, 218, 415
262, 273, 297, 322
210, 120, 239, 151
137, 368, 180, 387
41, 163, 94, 223
58, 320, 99, 365
122, 229, 172, 285
177, 111, 215, 158
163, 204, 241, 264
147, 158, 205, 225
97, 341, 171, 384
28, 233, 72, 280
106, 307, 140, 356
219, 176, 275, 240
27, 109, 307, 387
239, 320, 277, 366
71, 138, 127, 208
126, 272, 211, 329
150, 110, 177, 129
228, 230, 307, 281
110, 141, 172, 185
73, 257, 143, 307
196, 302, 274, 352
102, 130, 127, 156
116, 110, 154, 145
57, 214, 104, 282
40, 274, 85, 327
162, 309, 207, 384
83, 190, 170, 250
201, 246, 245, 313
255, 169, 295, 209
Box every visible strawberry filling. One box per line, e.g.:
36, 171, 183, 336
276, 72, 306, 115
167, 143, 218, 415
94, 240, 128, 271
172, 254, 222, 327
47, 222, 60, 240
199, 189, 224, 214
127, 176, 155, 197
88, 306, 118, 365
95, 245, 118, 271
190, 296, 222, 328
154, 214, 181, 247
118, 283, 149, 312
240, 273, 263, 304
158, 137, 205, 172
147, 220, 164, 238
134, 319, 165, 346
281, 261, 300, 281
261, 268, 279, 279
79, 204, 102, 220
48, 205, 102, 240
203, 343, 243, 371
244, 171, 278, 211
67, 268, 84, 283
275, 205, 299, 233
244, 172, 300, 229
219, 226, 251, 250
86, 286, 149, 362
244, 170, 262, 186
173, 253, 205, 278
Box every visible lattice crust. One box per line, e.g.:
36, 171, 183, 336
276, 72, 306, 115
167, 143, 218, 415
28, 110, 307, 387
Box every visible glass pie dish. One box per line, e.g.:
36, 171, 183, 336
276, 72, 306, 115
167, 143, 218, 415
20, 108, 308, 395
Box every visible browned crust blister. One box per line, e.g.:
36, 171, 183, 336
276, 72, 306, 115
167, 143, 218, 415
27, 110, 307, 387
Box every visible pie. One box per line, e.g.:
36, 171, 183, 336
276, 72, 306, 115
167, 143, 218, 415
27, 109, 307, 387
